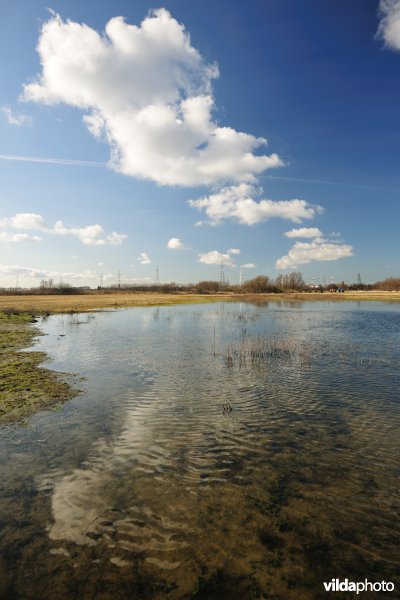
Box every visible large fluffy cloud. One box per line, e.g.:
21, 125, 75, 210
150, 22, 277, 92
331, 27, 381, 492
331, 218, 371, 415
23, 10, 281, 186
0, 212, 127, 246
276, 239, 353, 269
377, 0, 400, 50
189, 183, 321, 226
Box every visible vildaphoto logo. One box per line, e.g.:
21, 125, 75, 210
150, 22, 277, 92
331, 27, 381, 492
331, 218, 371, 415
323, 579, 395, 594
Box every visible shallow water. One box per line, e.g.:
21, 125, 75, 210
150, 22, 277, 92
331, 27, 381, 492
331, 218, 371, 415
1, 301, 400, 599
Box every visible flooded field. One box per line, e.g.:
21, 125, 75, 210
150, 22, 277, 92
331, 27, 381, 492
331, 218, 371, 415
1, 301, 399, 599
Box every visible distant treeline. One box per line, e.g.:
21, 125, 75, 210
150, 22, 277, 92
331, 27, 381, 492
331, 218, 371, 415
371, 277, 400, 291
1, 274, 400, 295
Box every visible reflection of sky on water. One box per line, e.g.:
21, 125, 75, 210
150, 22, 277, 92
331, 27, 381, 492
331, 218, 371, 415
34, 303, 400, 549
2, 301, 400, 597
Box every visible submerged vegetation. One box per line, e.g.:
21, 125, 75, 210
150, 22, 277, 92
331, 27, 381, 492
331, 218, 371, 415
0, 310, 78, 424
226, 335, 297, 368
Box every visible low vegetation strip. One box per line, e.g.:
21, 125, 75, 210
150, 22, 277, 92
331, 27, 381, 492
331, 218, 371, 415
0, 311, 77, 425
0, 290, 399, 315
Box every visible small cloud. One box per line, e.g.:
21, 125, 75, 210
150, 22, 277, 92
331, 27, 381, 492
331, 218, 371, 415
377, 0, 400, 51
167, 237, 188, 250
0, 232, 42, 243
285, 227, 322, 239
107, 231, 128, 245
3, 213, 47, 230
189, 183, 321, 226
198, 250, 235, 267
1, 105, 31, 127
53, 221, 106, 245
0, 212, 127, 246
241, 263, 256, 269
276, 238, 354, 269
139, 252, 151, 264
98, 262, 104, 266
228, 248, 241, 255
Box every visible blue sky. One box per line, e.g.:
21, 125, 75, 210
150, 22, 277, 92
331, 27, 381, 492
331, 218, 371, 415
0, 0, 399, 286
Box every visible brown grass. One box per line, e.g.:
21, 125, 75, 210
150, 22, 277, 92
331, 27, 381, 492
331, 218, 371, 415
240, 290, 400, 303
0, 289, 399, 315
0, 292, 229, 314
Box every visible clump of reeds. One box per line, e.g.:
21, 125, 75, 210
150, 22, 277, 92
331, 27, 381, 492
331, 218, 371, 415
225, 334, 299, 368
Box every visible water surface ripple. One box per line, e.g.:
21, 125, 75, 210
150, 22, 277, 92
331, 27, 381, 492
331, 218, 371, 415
0, 301, 399, 599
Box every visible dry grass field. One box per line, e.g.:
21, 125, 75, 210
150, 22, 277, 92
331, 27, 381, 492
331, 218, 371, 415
0, 289, 399, 315
0, 292, 225, 314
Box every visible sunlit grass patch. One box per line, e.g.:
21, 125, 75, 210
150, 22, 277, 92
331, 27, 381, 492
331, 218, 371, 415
0, 311, 79, 424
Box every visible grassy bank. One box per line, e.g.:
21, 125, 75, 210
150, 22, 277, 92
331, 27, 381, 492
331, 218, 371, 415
0, 312, 78, 425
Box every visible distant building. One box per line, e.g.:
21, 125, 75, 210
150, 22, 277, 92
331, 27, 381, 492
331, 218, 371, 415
308, 284, 323, 292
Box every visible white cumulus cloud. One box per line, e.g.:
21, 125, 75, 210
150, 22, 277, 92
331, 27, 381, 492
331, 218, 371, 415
198, 247, 240, 267
241, 263, 256, 269
22, 10, 282, 187
276, 239, 353, 269
53, 221, 107, 246
2, 213, 46, 230
166, 237, 187, 249
139, 252, 151, 264
377, 0, 400, 50
188, 183, 321, 226
0, 212, 127, 246
198, 250, 234, 267
285, 227, 323, 239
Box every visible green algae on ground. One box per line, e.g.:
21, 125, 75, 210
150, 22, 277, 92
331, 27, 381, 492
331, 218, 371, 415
0, 311, 78, 425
